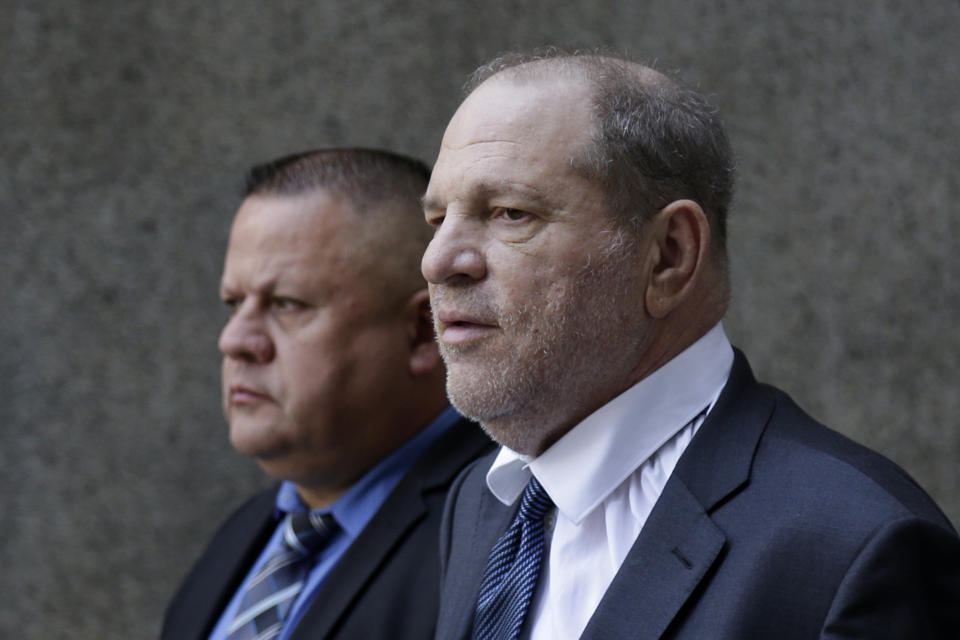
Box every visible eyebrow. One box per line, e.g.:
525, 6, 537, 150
422, 180, 554, 214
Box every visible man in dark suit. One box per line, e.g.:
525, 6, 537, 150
421, 51, 960, 639
163, 148, 491, 640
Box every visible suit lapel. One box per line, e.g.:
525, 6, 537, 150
580, 479, 725, 640
291, 476, 429, 639
163, 489, 278, 640
442, 469, 517, 640
581, 350, 776, 639
290, 418, 492, 640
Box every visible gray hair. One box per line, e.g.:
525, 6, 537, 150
466, 49, 735, 259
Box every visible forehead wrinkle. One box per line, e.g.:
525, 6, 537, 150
224, 225, 347, 290
480, 179, 554, 209
441, 136, 521, 152
427, 176, 554, 212
220, 265, 278, 297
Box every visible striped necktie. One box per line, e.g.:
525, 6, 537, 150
227, 511, 339, 640
473, 476, 554, 640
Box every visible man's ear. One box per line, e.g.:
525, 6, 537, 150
404, 288, 442, 376
645, 199, 711, 319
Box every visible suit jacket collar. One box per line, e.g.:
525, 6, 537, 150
438, 452, 519, 639
673, 348, 774, 511
163, 488, 280, 640
580, 349, 775, 639
291, 417, 491, 639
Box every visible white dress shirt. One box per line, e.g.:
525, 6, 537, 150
485, 323, 734, 640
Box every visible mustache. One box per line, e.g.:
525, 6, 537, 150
429, 287, 500, 323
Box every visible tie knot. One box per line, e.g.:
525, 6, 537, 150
283, 511, 339, 557
518, 476, 553, 522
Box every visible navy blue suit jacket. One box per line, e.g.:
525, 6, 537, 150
436, 351, 960, 639
163, 417, 492, 640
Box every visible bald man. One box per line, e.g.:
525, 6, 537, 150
162, 149, 491, 640
424, 52, 960, 639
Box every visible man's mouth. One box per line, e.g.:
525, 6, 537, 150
228, 383, 272, 406
436, 311, 498, 345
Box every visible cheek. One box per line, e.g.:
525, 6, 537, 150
282, 347, 336, 399
489, 253, 552, 301
345, 325, 406, 381
278, 329, 364, 406
511, 266, 579, 314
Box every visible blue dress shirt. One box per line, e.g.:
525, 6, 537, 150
208, 406, 461, 640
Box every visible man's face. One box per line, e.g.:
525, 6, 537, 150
219, 191, 413, 497
422, 76, 654, 455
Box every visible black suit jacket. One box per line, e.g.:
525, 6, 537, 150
436, 351, 960, 639
163, 417, 492, 640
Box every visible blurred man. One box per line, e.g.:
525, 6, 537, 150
163, 148, 491, 640
423, 51, 960, 639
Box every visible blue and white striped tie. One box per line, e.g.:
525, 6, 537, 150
227, 511, 339, 640
473, 476, 554, 640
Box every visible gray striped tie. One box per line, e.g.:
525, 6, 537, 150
227, 511, 339, 640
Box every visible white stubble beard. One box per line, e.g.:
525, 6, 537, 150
434, 232, 647, 455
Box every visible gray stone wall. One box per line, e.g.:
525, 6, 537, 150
3, 2, 958, 637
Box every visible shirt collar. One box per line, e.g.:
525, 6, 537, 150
276, 405, 461, 537
486, 323, 733, 524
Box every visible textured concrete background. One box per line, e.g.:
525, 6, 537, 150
3, 1, 958, 638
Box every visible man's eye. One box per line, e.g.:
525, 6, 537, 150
271, 297, 304, 311
495, 207, 530, 222
222, 297, 242, 315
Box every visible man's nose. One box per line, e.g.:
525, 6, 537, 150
421, 216, 487, 285
218, 300, 275, 363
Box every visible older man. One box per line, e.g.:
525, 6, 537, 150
423, 52, 960, 639
163, 148, 491, 640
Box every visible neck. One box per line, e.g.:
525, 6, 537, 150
295, 484, 348, 510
